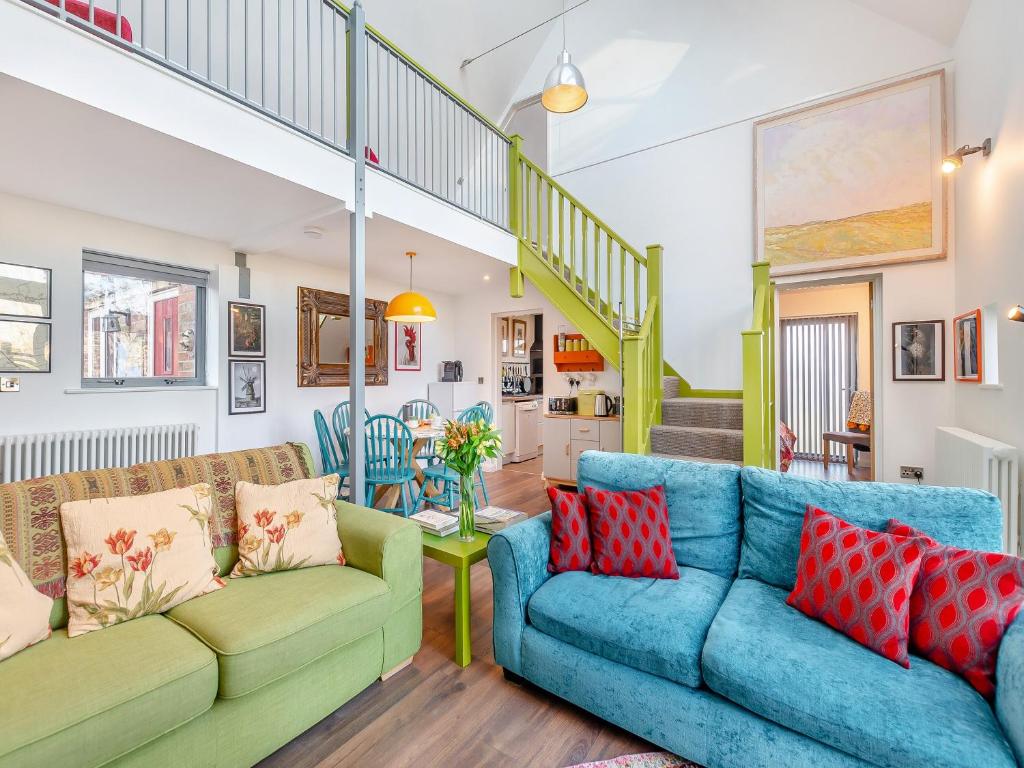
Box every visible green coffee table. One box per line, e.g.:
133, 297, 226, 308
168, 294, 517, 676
421, 530, 491, 667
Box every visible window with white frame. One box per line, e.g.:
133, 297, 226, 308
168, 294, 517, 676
81, 251, 208, 387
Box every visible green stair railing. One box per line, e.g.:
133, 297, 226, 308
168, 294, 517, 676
507, 135, 663, 454
742, 262, 776, 467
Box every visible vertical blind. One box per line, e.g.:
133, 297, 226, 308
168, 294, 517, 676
779, 314, 858, 461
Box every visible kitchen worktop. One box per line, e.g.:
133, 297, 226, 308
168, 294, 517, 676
502, 395, 543, 403
543, 413, 620, 421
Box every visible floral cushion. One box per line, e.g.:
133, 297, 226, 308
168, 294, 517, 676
0, 531, 52, 661
60, 484, 224, 637
230, 475, 344, 577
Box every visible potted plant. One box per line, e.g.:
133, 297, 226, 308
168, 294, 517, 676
435, 417, 502, 541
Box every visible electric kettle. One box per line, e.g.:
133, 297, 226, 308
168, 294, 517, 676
594, 393, 613, 417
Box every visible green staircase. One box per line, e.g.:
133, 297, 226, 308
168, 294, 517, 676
506, 136, 663, 454
742, 262, 776, 468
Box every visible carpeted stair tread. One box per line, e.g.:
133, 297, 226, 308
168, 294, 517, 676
662, 398, 743, 430
649, 424, 744, 462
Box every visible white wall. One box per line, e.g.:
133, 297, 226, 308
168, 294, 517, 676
506, 0, 952, 389
951, 0, 1024, 466
0, 192, 458, 467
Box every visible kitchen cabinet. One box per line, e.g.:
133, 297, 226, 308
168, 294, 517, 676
543, 416, 621, 484
543, 417, 571, 481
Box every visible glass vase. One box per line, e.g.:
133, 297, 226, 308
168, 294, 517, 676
458, 472, 476, 542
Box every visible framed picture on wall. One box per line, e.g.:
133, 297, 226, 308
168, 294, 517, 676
394, 322, 422, 371
0, 262, 51, 318
512, 318, 527, 359
228, 301, 265, 357
892, 320, 944, 381
953, 309, 983, 382
229, 359, 266, 414
500, 318, 510, 357
755, 70, 947, 275
0, 319, 51, 373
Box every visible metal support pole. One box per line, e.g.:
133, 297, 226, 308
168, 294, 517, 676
346, 0, 367, 506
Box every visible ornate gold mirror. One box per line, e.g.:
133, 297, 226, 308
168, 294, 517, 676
297, 287, 388, 387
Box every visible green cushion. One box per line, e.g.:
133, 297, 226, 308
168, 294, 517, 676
0, 615, 217, 768
166, 564, 392, 699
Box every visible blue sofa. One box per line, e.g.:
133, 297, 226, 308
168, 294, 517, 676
488, 451, 1024, 768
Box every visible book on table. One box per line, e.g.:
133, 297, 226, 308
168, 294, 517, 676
474, 506, 527, 533
410, 509, 458, 536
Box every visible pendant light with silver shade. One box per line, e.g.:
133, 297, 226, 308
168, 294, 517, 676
542, 0, 588, 113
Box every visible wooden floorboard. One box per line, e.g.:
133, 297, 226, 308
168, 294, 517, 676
257, 457, 654, 768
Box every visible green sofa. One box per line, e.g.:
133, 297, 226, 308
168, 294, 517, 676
0, 444, 423, 768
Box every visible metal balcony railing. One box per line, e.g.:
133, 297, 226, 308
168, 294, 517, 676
21, 0, 511, 231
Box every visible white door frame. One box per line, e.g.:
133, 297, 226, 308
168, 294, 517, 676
773, 273, 883, 479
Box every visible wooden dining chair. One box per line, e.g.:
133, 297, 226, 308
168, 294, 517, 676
313, 409, 349, 492
364, 414, 417, 517
331, 401, 371, 466
397, 399, 441, 465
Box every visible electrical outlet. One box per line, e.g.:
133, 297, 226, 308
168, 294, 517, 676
900, 465, 924, 481
478, 376, 485, 385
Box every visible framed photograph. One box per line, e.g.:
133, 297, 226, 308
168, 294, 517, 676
0, 319, 51, 373
229, 359, 266, 414
228, 301, 265, 357
394, 322, 422, 371
953, 309, 983, 382
892, 320, 944, 381
500, 318, 510, 357
512, 318, 527, 358
755, 70, 947, 276
0, 262, 51, 318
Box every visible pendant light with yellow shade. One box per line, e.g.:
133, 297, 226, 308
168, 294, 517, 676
385, 251, 436, 323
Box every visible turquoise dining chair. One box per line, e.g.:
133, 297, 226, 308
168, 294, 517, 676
472, 400, 494, 425
397, 399, 441, 465
458, 405, 491, 507
331, 401, 371, 466
414, 405, 492, 514
313, 410, 349, 492
364, 414, 417, 517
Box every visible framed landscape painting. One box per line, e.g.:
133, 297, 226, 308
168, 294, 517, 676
229, 359, 266, 414
755, 71, 947, 275
0, 262, 51, 318
892, 320, 944, 381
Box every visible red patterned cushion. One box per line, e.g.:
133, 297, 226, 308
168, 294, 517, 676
787, 506, 927, 667
888, 519, 1024, 698
547, 487, 592, 573
583, 486, 678, 579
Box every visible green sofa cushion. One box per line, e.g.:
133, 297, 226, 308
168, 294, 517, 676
0, 615, 217, 768
166, 564, 392, 699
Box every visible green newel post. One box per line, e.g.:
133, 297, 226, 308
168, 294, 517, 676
647, 244, 664, 427
508, 135, 525, 299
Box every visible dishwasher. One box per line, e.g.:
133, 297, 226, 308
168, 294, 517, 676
512, 400, 540, 462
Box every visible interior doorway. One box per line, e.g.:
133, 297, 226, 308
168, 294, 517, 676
777, 281, 875, 481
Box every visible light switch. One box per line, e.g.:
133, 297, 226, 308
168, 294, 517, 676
0, 377, 20, 392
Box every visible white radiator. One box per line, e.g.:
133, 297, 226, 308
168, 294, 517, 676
0, 424, 199, 484
936, 427, 1020, 555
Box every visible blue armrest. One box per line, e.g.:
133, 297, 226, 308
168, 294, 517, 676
487, 512, 552, 676
998, 616, 1024, 765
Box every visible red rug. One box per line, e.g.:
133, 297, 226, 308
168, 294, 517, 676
565, 752, 700, 768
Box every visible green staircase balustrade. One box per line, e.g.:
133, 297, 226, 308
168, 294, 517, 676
507, 136, 663, 453
742, 262, 776, 468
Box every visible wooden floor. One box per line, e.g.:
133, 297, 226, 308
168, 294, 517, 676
258, 456, 654, 768
787, 457, 871, 482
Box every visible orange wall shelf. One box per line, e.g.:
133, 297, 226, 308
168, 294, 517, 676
553, 334, 605, 372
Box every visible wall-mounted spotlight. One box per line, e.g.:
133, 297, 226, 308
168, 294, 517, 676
1009, 305, 1024, 323
942, 139, 992, 174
